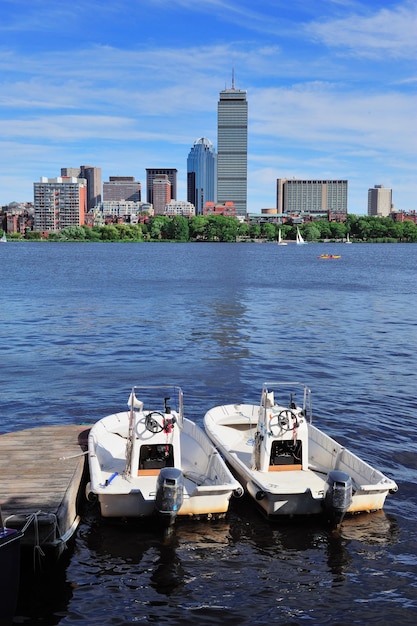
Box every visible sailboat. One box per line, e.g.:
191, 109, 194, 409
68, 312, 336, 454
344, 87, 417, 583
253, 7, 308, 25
296, 227, 307, 245
345, 233, 352, 244
277, 229, 287, 246
0, 233, 6, 243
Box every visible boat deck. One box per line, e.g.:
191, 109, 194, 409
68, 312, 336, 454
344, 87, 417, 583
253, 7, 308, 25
228, 437, 327, 496
0, 424, 89, 556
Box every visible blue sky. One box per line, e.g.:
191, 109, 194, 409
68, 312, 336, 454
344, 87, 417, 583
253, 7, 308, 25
0, 0, 416, 214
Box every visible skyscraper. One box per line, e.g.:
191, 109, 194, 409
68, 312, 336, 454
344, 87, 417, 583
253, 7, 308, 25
187, 138, 217, 215
152, 174, 171, 214
61, 165, 101, 210
217, 78, 248, 216
34, 176, 87, 232
276, 179, 348, 218
103, 177, 141, 202
146, 169, 177, 205
368, 185, 392, 217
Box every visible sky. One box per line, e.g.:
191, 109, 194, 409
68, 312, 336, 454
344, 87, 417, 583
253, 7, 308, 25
0, 0, 416, 214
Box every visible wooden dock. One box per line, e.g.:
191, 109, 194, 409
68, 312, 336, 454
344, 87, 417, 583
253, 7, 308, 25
0, 424, 89, 559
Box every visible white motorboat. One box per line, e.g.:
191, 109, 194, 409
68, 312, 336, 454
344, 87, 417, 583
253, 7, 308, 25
204, 382, 398, 524
87, 385, 243, 527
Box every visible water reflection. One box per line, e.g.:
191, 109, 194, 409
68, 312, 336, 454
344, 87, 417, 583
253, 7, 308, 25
338, 510, 399, 545
14, 500, 401, 624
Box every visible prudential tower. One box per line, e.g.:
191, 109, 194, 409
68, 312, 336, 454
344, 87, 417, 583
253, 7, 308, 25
217, 76, 248, 216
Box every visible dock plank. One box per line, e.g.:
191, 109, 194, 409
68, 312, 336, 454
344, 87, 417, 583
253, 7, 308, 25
0, 424, 89, 557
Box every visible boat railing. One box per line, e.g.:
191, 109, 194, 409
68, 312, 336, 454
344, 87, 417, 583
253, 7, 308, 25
131, 385, 184, 428
261, 382, 312, 423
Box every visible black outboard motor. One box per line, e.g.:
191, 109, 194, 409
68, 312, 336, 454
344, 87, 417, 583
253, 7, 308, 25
155, 467, 184, 528
324, 470, 352, 526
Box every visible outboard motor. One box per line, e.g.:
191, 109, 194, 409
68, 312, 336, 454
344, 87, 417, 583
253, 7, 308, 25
155, 467, 184, 528
324, 470, 352, 526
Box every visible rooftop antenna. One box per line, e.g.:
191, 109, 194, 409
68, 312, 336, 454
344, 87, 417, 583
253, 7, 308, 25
232, 68, 235, 90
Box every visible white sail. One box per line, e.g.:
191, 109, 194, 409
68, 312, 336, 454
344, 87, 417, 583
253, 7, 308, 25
278, 229, 287, 246
296, 227, 307, 244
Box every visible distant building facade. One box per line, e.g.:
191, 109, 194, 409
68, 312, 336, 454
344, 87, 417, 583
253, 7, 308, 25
61, 165, 101, 210
146, 169, 177, 205
368, 185, 392, 217
101, 200, 152, 218
4, 204, 34, 235
203, 201, 236, 217
103, 177, 141, 203
217, 81, 248, 217
276, 179, 348, 218
187, 138, 217, 215
153, 174, 172, 215
34, 176, 87, 232
164, 200, 195, 217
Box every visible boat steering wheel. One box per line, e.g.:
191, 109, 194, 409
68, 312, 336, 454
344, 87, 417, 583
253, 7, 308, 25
145, 411, 165, 433
269, 409, 298, 435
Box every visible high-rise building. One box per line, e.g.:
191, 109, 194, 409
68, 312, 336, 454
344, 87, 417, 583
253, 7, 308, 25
276, 179, 348, 218
153, 174, 171, 215
368, 185, 392, 217
103, 177, 141, 202
146, 169, 177, 205
34, 176, 87, 232
217, 79, 248, 216
61, 165, 101, 210
187, 138, 217, 215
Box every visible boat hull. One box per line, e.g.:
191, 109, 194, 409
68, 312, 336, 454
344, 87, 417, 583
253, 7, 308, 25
204, 401, 397, 520
88, 412, 241, 520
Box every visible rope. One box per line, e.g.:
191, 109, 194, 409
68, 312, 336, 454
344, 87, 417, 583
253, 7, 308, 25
59, 450, 88, 460
5, 509, 62, 570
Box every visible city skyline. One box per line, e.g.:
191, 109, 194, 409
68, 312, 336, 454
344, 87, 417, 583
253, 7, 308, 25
0, 1, 416, 214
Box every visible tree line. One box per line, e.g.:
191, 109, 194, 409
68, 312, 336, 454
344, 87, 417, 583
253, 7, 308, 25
4, 213, 417, 242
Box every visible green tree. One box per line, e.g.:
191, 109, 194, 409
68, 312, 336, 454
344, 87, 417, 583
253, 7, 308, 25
100, 225, 119, 240
129, 224, 143, 241
261, 222, 275, 241
83, 225, 102, 241
402, 219, 417, 242
214, 215, 239, 241
189, 215, 207, 240
59, 225, 86, 240
168, 215, 189, 241
25, 230, 42, 240
329, 222, 346, 240
238, 222, 250, 238
275, 224, 291, 241
303, 222, 321, 242
114, 223, 134, 240
149, 216, 170, 239
315, 219, 332, 239
249, 223, 261, 239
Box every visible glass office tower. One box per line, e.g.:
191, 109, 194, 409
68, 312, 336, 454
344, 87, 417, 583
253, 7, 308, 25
187, 138, 217, 215
217, 83, 248, 216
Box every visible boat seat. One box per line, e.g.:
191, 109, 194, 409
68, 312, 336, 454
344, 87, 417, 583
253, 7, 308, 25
269, 464, 302, 471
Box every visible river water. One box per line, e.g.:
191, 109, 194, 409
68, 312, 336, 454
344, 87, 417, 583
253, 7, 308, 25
1, 241, 416, 625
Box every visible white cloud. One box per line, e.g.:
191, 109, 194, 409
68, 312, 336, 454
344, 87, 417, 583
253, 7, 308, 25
306, 2, 417, 59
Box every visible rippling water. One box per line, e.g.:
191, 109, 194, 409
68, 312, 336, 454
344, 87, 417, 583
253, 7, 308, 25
1, 241, 416, 625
